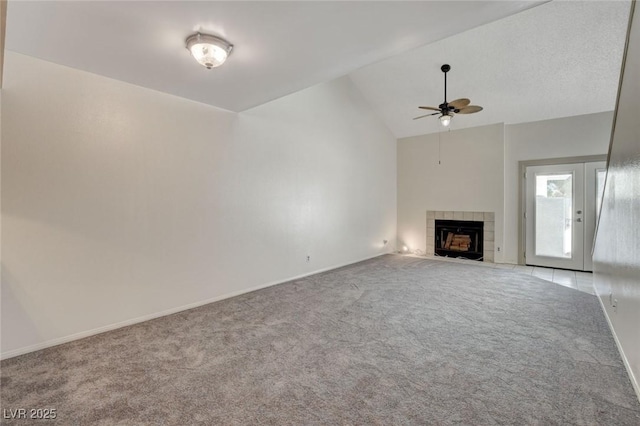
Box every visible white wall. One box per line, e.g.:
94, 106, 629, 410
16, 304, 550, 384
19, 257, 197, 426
593, 2, 640, 399
503, 112, 613, 263
397, 113, 613, 265
1, 52, 397, 358
397, 123, 504, 260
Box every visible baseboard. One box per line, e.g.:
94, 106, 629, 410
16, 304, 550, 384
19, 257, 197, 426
1, 251, 392, 360
595, 292, 640, 403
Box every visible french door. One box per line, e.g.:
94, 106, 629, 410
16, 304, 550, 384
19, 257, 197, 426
524, 161, 605, 271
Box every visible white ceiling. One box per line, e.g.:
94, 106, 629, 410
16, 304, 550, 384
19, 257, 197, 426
5, 1, 542, 113
5, 1, 630, 137
349, 0, 631, 138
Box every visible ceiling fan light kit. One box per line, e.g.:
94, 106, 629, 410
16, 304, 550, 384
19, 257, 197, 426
186, 32, 233, 69
414, 64, 483, 127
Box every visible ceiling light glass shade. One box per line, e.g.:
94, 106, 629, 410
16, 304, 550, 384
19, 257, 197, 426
186, 33, 233, 69
439, 114, 452, 127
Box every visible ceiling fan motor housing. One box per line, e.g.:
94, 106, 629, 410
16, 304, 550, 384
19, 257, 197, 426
439, 103, 458, 112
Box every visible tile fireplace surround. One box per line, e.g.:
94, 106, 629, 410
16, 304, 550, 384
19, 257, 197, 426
426, 210, 495, 262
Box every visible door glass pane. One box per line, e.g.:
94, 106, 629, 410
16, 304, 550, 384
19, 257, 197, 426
596, 169, 606, 222
535, 173, 572, 258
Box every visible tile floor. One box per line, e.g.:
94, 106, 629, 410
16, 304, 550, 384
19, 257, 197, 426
494, 263, 595, 295
410, 254, 595, 295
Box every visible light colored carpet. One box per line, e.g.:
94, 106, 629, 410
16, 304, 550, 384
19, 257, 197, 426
2, 255, 639, 425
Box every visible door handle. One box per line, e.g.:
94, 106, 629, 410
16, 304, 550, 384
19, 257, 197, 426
577, 210, 582, 214
576, 218, 582, 222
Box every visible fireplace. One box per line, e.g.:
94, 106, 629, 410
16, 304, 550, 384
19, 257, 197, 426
426, 211, 494, 262
435, 219, 484, 261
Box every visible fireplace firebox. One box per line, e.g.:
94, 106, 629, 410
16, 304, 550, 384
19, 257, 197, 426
435, 219, 484, 261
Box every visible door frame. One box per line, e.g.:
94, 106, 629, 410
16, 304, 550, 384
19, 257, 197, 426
583, 161, 607, 271
518, 155, 607, 266
525, 163, 585, 269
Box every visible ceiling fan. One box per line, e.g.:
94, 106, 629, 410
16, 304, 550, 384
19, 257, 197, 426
414, 64, 483, 127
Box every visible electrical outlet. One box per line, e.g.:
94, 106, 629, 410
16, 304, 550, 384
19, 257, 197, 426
497, 247, 501, 252
306, 255, 310, 262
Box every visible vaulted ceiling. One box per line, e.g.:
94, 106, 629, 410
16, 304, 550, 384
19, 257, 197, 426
350, 0, 631, 137
5, 1, 631, 138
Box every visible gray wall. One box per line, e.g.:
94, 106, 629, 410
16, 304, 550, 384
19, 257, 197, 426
593, 2, 640, 399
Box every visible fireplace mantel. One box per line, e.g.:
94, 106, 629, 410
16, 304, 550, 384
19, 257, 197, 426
426, 210, 495, 262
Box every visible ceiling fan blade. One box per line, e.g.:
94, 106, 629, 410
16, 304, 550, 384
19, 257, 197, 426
448, 98, 470, 109
456, 105, 483, 114
413, 112, 440, 120
418, 106, 440, 111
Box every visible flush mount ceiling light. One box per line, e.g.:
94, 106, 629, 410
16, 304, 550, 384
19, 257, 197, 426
186, 33, 233, 69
